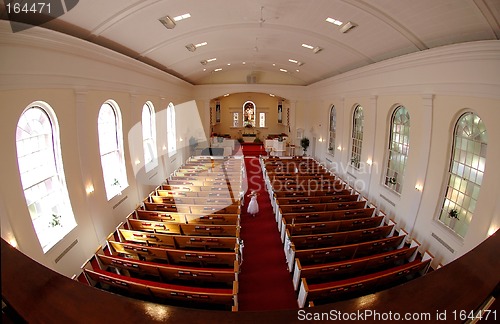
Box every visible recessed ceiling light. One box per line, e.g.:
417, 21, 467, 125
173, 13, 191, 21
326, 17, 343, 26
224, 94, 230, 97
269, 94, 275, 97
280, 69, 287, 72
242, 62, 246, 64
207, 58, 217, 63
214, 68, 222, 72
227, 63, 231, 66
203, 68, 206, 71
195, 42, 207, 47
296, 69, 300, 72
302, 44, 314, 49
272, 63, 276, 66
288, 59, 298, 64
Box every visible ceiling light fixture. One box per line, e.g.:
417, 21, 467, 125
195, 42, 207, 47
326, 17, 343, 26
340, 21, 358, 33
173, 13, 191, 21
301, 43, 314, 49
214, 68, 222, 72
200, 60, 207, 65
159, 15, 176, 29
288, 59, 298, 63
185, 43, 196, 52
313, 46, 323, 54
207, 58, 216, 62
280, 68, 288, 72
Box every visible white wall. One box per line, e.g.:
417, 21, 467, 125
0, 22, 193, 277
307, 41, 500, 266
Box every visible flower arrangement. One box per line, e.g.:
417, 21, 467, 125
448, 209, 459, 219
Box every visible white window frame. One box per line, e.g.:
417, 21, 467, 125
142, 102, 158, 172
16, 102, 77, 253
384, 105, 410, 194
350, 105, 364, 169
438, 112, 487, 238
98, 100, 128, 200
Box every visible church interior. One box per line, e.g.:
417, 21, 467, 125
1, 0, 499, 322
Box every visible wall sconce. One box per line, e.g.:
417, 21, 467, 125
415, 183, 423, 191
318, 137, 324, 142
337, 145, 342, 151
488, 225, 498, 237
162, 145, 167, 151
135, 159, 141, 165
366, 158, 373, 166
85, 184, 95, 195
179, 138, 183, 142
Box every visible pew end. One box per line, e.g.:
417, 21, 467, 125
297, 278, 309, 308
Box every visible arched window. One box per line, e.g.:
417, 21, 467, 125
384, 106, 410, 193
439, 112, 487, 238
328, 105, 336, 154
243, 101, 256, 127
142, 102, 158, 172
167, 102, 177, 157
350, 105, 364, 168
98, 100, 128, 200
16, 103, 77, 253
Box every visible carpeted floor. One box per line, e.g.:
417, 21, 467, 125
237, 156, 298, 311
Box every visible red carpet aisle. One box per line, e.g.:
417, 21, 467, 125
237, 157, 297, 311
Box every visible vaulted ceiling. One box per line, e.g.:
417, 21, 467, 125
3, 0, 500, 85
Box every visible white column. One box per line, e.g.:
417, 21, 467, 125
408, 94, 433, 240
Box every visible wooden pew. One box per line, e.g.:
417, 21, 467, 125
127, 218, 182, 235
273, 189, 351, 197
297, 252, 433, 308
180, 224, 240, 238
285, 215, 385, 236
279, 200, 366, 214
96, 254, 238, 286
107, 241, 238, 267
281, 208, 375, 228
118, 229, 237, 251
293, 234, 407, 267
143, 202, 240, 214
84, 268, 238, 310
276, 194, 358, 206
292, 240, 418, 290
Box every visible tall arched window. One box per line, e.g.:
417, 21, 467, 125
243, 101, 256, 127
142, 102, 158, 172
98, 100, 128, 200
16, 103, 77, 253
350, 105, 364, 168
384, 106, 410, 194
328, 105, 336, 155
439, 112, 487, 238
167, 102, 177, 157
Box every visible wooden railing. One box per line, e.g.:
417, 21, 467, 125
2, 230, 499, 323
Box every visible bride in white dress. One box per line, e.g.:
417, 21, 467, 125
247, 190, 259, 217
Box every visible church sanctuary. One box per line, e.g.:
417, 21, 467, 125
2, 0, 500, 322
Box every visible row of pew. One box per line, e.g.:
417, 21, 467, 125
80, 156, 245, 311
261, 156, 433, 308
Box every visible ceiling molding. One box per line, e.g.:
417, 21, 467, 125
341, 0, 428, 51
474, 0, 500, 39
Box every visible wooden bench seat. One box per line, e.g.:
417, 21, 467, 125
293, 234, 406, 267
142, 202, 240, 214
283, 224, 398, 271
156, 189, 236, 199
95, 254, 238, 286
297, 253, 433, 308
148, 195, 237, 206
84, 268, 238, 310
118, 229, 238, 251
292, 241, 418, 290
285, 215, 385, 236
132, 210, 240, 225
288, 224, 395, 250
273, 189, 351, 197
281, 208, 375, 225
127, 218, 239, 237
276, 194, 359, 206
107, 241, 238, 267
279, 200, 367, 214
